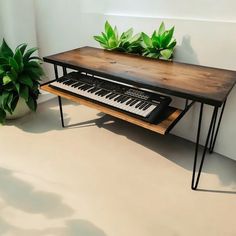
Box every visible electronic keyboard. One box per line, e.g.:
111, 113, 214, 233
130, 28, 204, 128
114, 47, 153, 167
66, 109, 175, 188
49, 72, 172, 123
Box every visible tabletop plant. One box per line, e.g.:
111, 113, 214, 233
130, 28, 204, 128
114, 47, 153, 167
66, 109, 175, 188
0, 39, 44, 124
94, 21, 143, 54
93, 21, 176, 60
141, 22, 176, 59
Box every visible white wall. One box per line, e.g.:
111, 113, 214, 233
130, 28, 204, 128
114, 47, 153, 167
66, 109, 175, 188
106, 0, 236, 21
0, 0, 37, 48
0, 19, 3, 41
2, 0, 235, 160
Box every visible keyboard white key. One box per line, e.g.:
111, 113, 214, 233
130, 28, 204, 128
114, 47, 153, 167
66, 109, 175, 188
50, 81, 157, 118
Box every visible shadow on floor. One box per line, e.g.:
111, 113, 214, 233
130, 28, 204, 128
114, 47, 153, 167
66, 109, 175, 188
5, 98, 236, 193
0, 167, 107, 236
0, 217, 107, 236
5, 98, 74, 134
0, 168, 73, 218
66, 114, 236, 192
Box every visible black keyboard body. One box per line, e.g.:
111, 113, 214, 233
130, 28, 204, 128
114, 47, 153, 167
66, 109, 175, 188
49, 72, 172, 124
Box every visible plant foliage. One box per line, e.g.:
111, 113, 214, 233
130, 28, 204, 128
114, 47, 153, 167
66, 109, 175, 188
0, 39, 44, 124
94, 21, 176, 60
94, 21, 142, 54
141, 22, 176, 59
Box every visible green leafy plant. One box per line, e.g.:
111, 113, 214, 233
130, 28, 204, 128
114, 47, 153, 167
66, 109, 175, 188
0, 39, 44, 124
141, 22, 176, 59
94, 21, 142, 54
117, 28, 142, 54
94, 21, 177, 60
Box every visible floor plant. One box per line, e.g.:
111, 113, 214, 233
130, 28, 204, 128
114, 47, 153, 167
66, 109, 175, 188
0, 39, 44, 124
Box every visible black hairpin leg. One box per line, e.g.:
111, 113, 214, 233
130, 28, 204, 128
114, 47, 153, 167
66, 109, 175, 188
58, 96, 65, 128
54, 65, 67, 128
209, 100, 226, 153
191, 103, 219, 190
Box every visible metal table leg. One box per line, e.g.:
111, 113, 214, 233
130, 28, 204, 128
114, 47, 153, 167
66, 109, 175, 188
209, 100, 227, 153
191, 102, 226, 190
58, 96, 65, 128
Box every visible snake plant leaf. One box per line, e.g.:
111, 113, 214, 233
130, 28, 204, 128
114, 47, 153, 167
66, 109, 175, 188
93, 36, 107, 45
151, 30, 157, 40
123, 28, 133, 40
160, 49, 173, 59
130, 33, 141, 43
10, 95, 19, 111
14, 48, 24, 72
7, 93, 14, 112
28, 56, 43, 61
162, 27, 175, 48
23, 47, 38, 62
0, 57, 8, 64
14, 83, 20, 94
26, 96, 36, 111
158, 22, 165, 35
0, 39, 14, 58
142, 33, 152, 48
0, 108, 6, 124
0, 91, 10, 108
152, 38, 161, 49
25, 61, 44, 78
19, 74, 33, 88
3, 75, 12, 85
105, 21, 115, 39
167, 39, 177, 49
9, 58, 19, 73
20, 85, 29, 102
101, 32, 108, 41
16, 43, 27, 56
6, 68, 17, 81
108, 37, 118, 49
114, 26, 119, 40
0, 67, 4, 77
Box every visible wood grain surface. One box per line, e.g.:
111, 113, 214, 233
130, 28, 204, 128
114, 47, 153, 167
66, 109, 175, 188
41, 84, 182, 135
44, 47, 236, 106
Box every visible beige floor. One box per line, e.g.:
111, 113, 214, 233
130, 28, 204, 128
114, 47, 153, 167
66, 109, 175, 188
0, 98, 236, 236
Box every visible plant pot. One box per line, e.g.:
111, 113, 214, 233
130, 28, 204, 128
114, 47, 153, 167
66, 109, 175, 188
6, 97, 30, 120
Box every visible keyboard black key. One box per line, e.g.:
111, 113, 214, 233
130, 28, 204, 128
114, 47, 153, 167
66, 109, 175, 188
117, 96, 126, 103
135, 101, 143, 108
126, 98, 135, 105
100, 90, 110, 97
143, 103, 152, 110
121, 97, 130, 103
65, 80, 77, 85
72, 82, 82, 88
80, 84, 91, 90
114, 95, 123, 101
84, 85, 93, 91
129, 99, 139, 106
95, 89, 103, 95
109, 93, 118, 99
88, 87, 99, 93
105, 92, 113, 98
139, 102, 148, 109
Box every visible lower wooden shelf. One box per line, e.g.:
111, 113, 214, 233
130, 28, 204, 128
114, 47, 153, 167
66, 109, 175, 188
41, 84, 183, 135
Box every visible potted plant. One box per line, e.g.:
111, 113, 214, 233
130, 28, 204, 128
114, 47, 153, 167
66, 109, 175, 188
94, 21, 176, 60
0, 39, 44, 124
141, 22, 176, 59
94, 21, 143, 54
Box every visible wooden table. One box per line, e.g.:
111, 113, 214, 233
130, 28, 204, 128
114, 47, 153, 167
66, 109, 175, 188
41, 47, 236, 190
